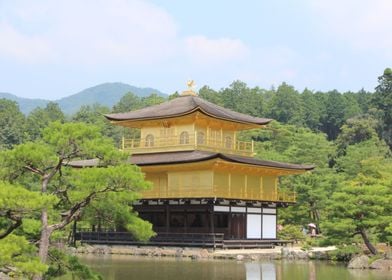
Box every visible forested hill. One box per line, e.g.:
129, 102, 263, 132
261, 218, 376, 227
0, 92, 49, 114
0, 82, 166, 115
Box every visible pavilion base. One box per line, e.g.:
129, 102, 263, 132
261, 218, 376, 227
133, 198, 281, 240
74, 198, 292, 248
74, 230, 294, 249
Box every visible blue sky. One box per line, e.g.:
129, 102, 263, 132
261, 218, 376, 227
0, 0, 391, 99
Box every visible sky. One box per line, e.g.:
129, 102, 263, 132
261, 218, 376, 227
0, 0, 391, 100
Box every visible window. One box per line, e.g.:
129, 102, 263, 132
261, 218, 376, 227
210, 130, 221, 146
179, 131, 189, 144
214, 213, 229, 228
224, 136, 232, 149
170, 213, 185, 227
145, 134, 154, 147
187, 213, 205, 228
197, 131, 205, 145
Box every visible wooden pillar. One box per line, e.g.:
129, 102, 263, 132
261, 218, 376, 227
184, 209, 187, 233
228, 173, 231, 198
228, 208, 232, 239
209, 205, 214, 234
233, 131, 237, 151
206, 125, 210, 145
165, 204, 170, 233
244, 175, 248, 198
260, 176, 263, 200
194, 131, 198, 148
220, 127, 223, 147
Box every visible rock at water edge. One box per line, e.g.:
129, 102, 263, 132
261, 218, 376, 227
348, 255, 370, 269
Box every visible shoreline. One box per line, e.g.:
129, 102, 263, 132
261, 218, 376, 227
70, 245, 337, 261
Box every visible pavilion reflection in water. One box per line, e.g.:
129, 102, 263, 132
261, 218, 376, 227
246, 263, 276, 280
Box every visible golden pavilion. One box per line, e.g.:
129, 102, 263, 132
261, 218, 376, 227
102, 83, 313, 241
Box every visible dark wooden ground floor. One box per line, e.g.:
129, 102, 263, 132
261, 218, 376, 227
133, 199, 279, 240
74, 199, 288, 248
74, 231, 293, 249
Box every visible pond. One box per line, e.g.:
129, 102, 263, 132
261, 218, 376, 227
76, 254, 390, 280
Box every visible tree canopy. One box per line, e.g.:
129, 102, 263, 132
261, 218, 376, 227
0, 122, 153, 279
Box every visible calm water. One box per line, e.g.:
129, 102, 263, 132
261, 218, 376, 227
77, 255, 391, 280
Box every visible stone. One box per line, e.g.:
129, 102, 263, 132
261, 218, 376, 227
347, 255, 370, 269
369, 259, 392, 270
0, 272, 10, 280
294, 250, 308, 259
236, 255, 244, 261
200, 249, 210, 259
384, 251, 392, 260
281, 247, 290, 258
161, 249, 176, 256
191, 254, 201, 260
250, 255, 259, 261
153, 248, 162, 257
92, 245, 111, 255
175, 248, 183, 257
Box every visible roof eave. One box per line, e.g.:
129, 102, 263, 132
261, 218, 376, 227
105, 107, 271, 127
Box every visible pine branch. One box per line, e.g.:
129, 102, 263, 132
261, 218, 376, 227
48, 186, 117, 232
0, 211, 22, 239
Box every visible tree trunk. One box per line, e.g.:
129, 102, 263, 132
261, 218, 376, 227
360, 228, 378, 255
35, 175, 52, 280
38, 209, 51, 263
33, 209, 51, 280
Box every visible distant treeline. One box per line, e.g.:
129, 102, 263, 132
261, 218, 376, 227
2, 70, 391, 150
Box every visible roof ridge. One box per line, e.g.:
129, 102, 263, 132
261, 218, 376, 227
105, 95, 271, 125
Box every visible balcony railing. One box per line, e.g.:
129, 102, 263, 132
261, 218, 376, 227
140, 186, 295, 203
121, 133, 254, 156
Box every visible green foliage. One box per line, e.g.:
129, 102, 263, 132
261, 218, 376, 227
26, 102, 65, 141
126, 215, 156, 241
266, 82, 303, 124
46, 248, 102, 279
0, 181, 56, 212
300, 88, 322, 130
334, 138, 390, 178
335, 115, 379, 156
112, 92, 165, 114
329, 245, 362, 262
141, 93, 166, 107
112, 92, 144, 113
0, 234, 47, 278
277, 224, 305, 242
373, 68, 392, 148
0, 122, 154, 276
0, 99, 26, 149
323, 158, 392, 251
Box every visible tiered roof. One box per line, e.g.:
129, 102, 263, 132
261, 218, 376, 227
105, 95, 271, 126
67, 151, 314, 171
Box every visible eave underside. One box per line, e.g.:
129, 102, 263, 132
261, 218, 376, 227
133, 150, 314, 175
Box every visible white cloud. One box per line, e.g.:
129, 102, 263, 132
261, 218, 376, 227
0, 22, 54, 63
0, 0, 179, 64
1, 0, 252, 67
309, 0, 392, 56
185, 35, 249, 65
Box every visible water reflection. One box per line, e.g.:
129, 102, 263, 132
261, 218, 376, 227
245, 263, 276, 280
77, 255, 391, 280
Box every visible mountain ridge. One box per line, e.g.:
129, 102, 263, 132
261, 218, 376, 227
0, 82, 166, 115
